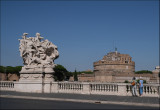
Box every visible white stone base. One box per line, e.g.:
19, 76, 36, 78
15, 72, 55, 93
14, 80, 53, 93
14, 81, 43, 93
20, 66, 55, 74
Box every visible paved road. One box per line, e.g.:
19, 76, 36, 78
1, 91, 159, 104
0, 97, 159, 109
0, 91, 159, 109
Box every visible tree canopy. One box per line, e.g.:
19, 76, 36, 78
53, 64, 70, 81
135, 70, 152, 74
0, 66, 5, 73
0, 66, 22, 77
0, 66, 22, 75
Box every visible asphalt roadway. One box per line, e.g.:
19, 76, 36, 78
0, 91, 159, 109
0, 97, 159, 109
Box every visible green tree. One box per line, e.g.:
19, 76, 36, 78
0, 66, 22, 74
5, 66, 16, 74
74, 69, 78, 81
0, 66, 22, 80
5, 66, 22, 74
0, 66, 5, 73
135, 70, 152, 74
53, 64, 68, 81
14, 66, 22, 76
65, 72, 73, 81
136, 79, 147, 84
124, 80, 129, 83
78, 71, 93, 74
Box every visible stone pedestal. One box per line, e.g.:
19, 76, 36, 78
16, 67, 55, 93
19, 66, 55, 81
15, 73, 54, 93
81, 82, 90, 94
117, 83, 127, 96
19, 73, 54, 82
14, 80, 43, 93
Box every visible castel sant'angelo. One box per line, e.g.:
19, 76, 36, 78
93, 48, 135, 82
71, 48, 158, 83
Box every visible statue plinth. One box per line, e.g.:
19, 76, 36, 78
20, 66, 55, 74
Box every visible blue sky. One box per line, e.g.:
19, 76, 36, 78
1, 0, 159, 72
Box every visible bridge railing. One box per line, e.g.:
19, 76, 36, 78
0, 81, 15, 91
56, 82, 83, 94
126, 83, 159, 97
51, 82, 159, 97
89, 83, 118, 95
0, 81, 159, 97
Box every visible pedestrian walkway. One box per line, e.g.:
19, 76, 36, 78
0, 91, 159, 107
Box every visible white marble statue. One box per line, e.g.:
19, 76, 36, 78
18, 33, 59, 74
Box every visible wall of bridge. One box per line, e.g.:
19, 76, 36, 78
0, 81, 159, 97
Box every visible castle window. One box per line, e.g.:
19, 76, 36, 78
125, 61, 128, 63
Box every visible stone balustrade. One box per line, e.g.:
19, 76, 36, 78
0, 81, 15, 91
56, 82, 83, 94
125, 83, 159, 97
0, 81, 159, 97
89, 83, 118, 95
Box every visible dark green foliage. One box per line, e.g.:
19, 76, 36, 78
0, 65, 22, 75
74, 69, 78, 81
53, 64, 69, 81
143, 80, 146, 83
78, 71, 93, 74
0, 65, 22, 80
136, 79, 139, 83
136, 79, 147, 84
6, 66, 14, 73
124, 80, 129, 83
65, 72, 73, 81
135, 70, 152, 74
0, 66, 5, 73
14, 66, 22, 76
67, 70, 93, 76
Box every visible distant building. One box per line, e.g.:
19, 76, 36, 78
0, 73, 19, 81
93, 49, 135, 82
0, 73, 7, 81
8, 73, 19, 81
152, 66, 160, 81
69, 73, 95, 82
152, 66, 160, 74
69, 69, 94, 82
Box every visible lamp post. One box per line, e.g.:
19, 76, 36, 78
42, 66, 45, 93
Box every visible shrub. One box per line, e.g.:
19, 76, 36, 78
124, 80, 129, 83
135, 70, 152, 74
137, 79, 147, 84
53, 64, 68, 81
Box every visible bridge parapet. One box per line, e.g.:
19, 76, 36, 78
0, 81, 15, 91
0, 81, 159, 97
